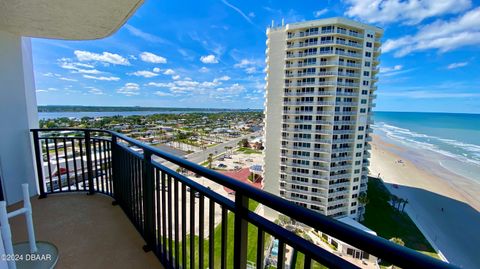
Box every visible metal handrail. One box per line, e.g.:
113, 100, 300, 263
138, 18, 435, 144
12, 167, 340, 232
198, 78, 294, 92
30, 128, 457, 269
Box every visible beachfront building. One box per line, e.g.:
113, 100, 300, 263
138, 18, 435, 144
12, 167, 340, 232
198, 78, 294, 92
263, 17, 383, 220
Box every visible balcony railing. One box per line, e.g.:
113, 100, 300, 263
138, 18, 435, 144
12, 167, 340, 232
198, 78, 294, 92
285, 61, 361, 68
30, 128, 456, 269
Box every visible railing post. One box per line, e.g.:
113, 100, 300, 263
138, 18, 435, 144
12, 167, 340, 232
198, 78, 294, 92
142, 149, 155, 252
85, 130, 95, 195
32, 130, 46, 199
110, 134, 119, 204
233, 192, 249, 269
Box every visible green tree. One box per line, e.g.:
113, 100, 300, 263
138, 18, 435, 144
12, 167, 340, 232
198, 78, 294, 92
358, 191, 369, 206
238, 138, 249, 148
207, 153, 214, 169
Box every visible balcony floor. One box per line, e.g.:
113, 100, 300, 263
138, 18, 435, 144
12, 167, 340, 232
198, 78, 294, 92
9, 193, 162, 269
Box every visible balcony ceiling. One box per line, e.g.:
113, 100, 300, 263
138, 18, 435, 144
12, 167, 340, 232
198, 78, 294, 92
0, 0, 144, 40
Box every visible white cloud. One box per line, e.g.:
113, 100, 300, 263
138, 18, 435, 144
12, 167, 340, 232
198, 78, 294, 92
59, 59, 103, 74
248, 12, 255, 18
154, 91, 174, 97
172, 75, 181, 80
234, 59, 262, 74
147, 82, 176, 88
383, 7, 480, 57
234, 59, 255, 68
124, 24, 171, 44
129, 70, 159, 78
74, 50, 130, 65
36, 87, 58, 93
176, 80, 200, 87
199, 67, 210, 73
314, 9, 328, 18
129, 70, 158, 78
380, 65, 403, 73
83, 75, 120, 81
117, 83, 140, 96
200, 55, 219, 64
163, 69, 176, 75
70, 62, 94, 68
87, 87, 105, 95
214, 75, 231, 82
146, 76, 236, 95
344, 0, 471, 25
59, 77, 78, 82
447, 62, 469, 69
42, 72, 57, 77
153, 67, 161, 73
216, 83, 245, 94
221, 0, 254, 25
245, 67, 257, 74
76, 69, 102, 74
140, 52, 167, 64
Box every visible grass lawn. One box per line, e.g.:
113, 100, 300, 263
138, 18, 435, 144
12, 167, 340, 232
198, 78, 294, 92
237, 147, 262, 154
173, 199, 271, 268
362, 178, 439, 264
292, 251, 327, 269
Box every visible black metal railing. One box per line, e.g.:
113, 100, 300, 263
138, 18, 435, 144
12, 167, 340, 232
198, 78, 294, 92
30, 128, 456, 269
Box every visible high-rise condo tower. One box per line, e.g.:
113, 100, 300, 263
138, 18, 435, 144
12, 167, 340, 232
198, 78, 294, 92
263, 17, 383, 220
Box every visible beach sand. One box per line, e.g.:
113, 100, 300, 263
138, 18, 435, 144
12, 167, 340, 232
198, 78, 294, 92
369, 134, 480, 269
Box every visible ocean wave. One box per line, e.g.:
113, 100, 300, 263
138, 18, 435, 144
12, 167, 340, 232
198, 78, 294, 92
373, 122, 480, 166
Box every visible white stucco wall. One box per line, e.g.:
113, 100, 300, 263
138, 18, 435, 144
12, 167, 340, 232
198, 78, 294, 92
262, 28, 286, 198
0, 30, 39, 204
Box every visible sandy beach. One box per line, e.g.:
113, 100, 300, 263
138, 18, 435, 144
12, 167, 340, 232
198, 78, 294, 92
369, 134, 480, 269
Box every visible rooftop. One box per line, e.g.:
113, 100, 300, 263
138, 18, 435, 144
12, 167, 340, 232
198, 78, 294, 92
338, 216, 377, 236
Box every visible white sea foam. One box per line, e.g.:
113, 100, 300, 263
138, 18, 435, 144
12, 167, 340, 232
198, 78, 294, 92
373, 122, 480, 167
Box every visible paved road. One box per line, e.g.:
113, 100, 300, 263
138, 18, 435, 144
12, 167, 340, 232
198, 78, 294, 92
185, 131, 261, 163
152, 131, 261, 169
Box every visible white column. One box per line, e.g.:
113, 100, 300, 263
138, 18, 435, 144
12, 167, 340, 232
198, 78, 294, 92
0, 30, 39, 204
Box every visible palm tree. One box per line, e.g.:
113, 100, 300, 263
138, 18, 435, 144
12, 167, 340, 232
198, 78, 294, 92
207, 153, 214, 169
401, 199, 409, 212
390, 195, 399, 210
396, 198, 404, 211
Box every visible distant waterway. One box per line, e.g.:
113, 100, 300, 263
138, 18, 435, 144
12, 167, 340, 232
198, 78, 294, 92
38, 110, 252, 120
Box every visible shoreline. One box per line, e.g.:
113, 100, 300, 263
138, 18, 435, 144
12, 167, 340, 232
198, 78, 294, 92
369, 134, 480, 268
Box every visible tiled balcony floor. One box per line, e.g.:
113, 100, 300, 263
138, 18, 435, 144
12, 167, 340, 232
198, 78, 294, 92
8, 193, 162, 269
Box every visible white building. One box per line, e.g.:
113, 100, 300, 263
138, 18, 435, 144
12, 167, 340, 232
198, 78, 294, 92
263, 18, 382, 220
313, 216, 378, 265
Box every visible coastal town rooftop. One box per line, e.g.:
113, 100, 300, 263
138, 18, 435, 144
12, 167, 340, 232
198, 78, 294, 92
0, 1, 457, 269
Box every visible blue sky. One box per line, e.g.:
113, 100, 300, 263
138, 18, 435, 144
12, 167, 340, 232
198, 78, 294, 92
33, 0, 480, 113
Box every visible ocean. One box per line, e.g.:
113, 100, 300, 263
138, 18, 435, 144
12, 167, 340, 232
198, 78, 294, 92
373, 111, 480, 183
